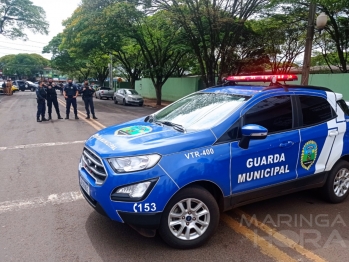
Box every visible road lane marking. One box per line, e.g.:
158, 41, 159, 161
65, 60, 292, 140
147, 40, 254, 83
234, 209, 327, 262
0, 140, 86, 151
57, 98, 106, 130
221, 214, 297, 262
0, 191, 83, 214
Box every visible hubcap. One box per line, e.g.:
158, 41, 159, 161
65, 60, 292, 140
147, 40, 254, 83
333, 168, 349, 197
168, 198, 210, 241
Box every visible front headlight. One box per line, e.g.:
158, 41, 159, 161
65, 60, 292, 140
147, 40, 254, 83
108, 154, 161, 173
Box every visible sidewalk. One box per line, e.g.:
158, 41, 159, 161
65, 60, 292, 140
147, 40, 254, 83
143, 98, 172, 109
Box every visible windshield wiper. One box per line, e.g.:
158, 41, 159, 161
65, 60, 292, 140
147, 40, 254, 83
155, 121, 186, 133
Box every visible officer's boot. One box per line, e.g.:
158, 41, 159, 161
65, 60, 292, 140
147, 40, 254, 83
85, 115, 90, 119
58, 113, 63, 119
37, 117, 42, 122
48, 113, 52, 120
75, 114, 79, 120
65, 114, 69, 119
93, 115, 98, 120
42, 116, 48, 121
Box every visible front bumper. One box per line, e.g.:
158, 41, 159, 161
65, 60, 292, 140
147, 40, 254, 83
126, 99, 143, 105
78, 156, 178, 228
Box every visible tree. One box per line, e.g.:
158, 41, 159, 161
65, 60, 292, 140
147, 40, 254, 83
151, 0, 269, 87
315, 0, 349, 72
0, 53, 49, 79
0, 0, 49, 39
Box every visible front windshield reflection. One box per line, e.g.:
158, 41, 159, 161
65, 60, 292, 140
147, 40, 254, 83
154, 93, 250, 131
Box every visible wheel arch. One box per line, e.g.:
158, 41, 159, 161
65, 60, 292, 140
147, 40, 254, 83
181, 181, 225, 212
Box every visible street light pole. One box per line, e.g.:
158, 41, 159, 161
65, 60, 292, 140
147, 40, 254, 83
109, 54, 113, 90
301, 2, 317, 85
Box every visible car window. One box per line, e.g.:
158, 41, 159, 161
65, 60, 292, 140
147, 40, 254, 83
243, 95, 293, 133
154, 93, 250, 131
298, 95, 336, 127
125, 90, 139, 95
337, 99, 349, 116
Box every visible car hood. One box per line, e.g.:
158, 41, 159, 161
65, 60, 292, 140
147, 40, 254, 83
127, 94, 143, 99
85, 119, 216, 158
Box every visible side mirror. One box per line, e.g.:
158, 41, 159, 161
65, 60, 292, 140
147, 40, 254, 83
239, 124, 268, 149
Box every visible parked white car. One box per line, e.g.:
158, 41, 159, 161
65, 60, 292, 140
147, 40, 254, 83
113, 88, 144, 106
95, 87, 114, 100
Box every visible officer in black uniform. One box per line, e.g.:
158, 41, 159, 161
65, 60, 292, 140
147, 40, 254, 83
63, 79, 79, 120
81, 80, 98, 119
36, 81, 48, 122
46, 78, 63, 120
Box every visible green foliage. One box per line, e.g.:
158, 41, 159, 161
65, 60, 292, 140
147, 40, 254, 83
0, 53, 49, 78
0, 0, 49, 39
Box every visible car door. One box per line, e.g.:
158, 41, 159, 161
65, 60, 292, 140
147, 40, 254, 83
295, 94, 344, 178
231, 95, 300, 194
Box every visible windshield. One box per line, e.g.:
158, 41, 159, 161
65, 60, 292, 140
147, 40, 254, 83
126, 90, 139, 95
153, 93, 250, 131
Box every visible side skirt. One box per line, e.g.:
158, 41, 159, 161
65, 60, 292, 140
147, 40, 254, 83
223, 172, 328, 211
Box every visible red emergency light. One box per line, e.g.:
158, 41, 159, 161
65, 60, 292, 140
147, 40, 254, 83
226, 74, 298, 82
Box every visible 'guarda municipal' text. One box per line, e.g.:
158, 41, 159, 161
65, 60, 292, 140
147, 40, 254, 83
238, 153, 289, 183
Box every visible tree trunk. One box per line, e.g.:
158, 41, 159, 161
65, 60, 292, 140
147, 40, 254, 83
155, 85, 162, 106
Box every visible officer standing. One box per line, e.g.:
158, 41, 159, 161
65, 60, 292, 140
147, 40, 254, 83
81, 80, 98, 119
46, 78, 63, 120
63, 79, 79, 119
36, 81, 48, 122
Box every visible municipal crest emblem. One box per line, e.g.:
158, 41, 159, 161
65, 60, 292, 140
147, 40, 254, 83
301, 140, 318, 170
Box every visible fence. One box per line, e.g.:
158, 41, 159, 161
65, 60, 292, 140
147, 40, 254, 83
135, 74, 349, 102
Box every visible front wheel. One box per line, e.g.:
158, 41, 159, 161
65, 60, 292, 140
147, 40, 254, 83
159, 186, 219, 249
322, 160, 349, 203
31, 87, 35, 92
123, 99, 127, 106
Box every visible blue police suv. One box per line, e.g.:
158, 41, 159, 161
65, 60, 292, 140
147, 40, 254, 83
79, 74, 349, 249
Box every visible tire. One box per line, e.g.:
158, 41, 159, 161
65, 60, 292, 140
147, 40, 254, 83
139, 102, 143, 107
99, 94, 102, 99
114, 97, 118, 104
123, 99, 127, 106
159, 186, 219, 249
31, 87, 35, 92
322, 160, 349, 203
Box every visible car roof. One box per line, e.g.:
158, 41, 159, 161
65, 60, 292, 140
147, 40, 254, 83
200, 84, 334, 97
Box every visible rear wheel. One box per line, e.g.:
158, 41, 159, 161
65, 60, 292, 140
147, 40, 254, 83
159, 186, 219, 249
322, 160, 349, 203
30, 87, 35, 92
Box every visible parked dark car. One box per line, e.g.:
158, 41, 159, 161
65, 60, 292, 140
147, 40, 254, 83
14, 80, 37, 92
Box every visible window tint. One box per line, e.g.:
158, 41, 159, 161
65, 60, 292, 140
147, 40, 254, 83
299, 96, 335, 126
337, 99, 349, 116
244, 96, 293, 133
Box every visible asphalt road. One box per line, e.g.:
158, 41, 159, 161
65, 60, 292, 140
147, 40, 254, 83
0, 91, 348, 262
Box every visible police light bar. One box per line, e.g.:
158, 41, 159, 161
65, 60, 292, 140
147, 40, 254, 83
226, 75, 298, 83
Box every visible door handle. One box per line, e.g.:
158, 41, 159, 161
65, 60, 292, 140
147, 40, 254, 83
279, 141, 294, 148
329, 130, 339, 137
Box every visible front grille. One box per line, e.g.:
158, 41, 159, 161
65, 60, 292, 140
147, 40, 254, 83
81, 147, 107, 185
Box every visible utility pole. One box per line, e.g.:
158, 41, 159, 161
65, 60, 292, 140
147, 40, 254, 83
301, 2, 316, 86
109, 54, 113, 90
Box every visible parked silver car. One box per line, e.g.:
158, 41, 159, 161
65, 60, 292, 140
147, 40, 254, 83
113, 89, 144, 106
95, 86, 114, 100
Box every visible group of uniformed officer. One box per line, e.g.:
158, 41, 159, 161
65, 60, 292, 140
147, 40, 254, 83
36, 78, 97, 122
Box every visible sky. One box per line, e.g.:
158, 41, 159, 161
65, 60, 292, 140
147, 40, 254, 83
0, 0, 81, 60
